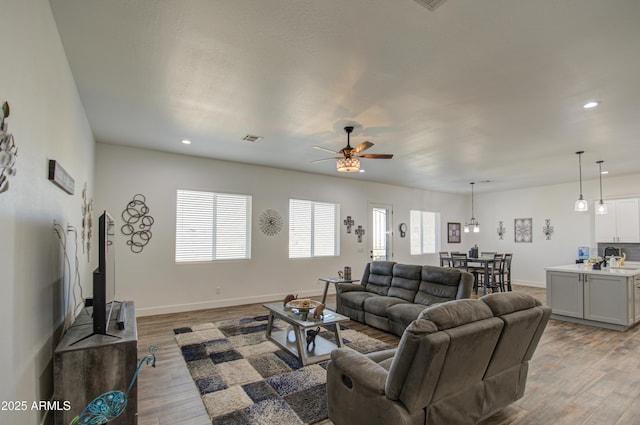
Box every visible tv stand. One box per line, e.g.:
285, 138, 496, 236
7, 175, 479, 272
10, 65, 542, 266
54, 301, 137, 425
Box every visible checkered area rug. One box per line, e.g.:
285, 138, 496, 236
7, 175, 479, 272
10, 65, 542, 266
174, 314, 392, 424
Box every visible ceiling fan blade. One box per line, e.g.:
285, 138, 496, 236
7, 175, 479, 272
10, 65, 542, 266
357, 154, 394, 159
311, 157, 340, 163
312, 145, 339, 154
352, 141, 374, 154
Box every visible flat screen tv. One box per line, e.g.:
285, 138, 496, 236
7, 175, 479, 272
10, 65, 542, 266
93, 211, 117, 334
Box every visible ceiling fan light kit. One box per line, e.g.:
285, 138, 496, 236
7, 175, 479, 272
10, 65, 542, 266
313, 125, 393, 173
337, 157, 360, 173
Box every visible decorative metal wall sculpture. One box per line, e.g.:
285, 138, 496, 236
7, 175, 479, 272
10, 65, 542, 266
343, 216, 355, 233
259, 209, 283, 236
514, 218, 533, 243
496, 221, 506, 240
0, 101, 18, 194
355, 225, 365, 243
121, 194, 154, 253
82, 182, 94, 259
542, 219, 554, 240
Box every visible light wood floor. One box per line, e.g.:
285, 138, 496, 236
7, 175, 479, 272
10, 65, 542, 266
136, 285, 640, 425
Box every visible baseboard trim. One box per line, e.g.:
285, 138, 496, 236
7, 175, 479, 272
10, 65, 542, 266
513, 280, 545, 288
136, 288, 328, 317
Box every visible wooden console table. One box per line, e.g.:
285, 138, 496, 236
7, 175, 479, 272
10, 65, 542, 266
53, 301, 137, 425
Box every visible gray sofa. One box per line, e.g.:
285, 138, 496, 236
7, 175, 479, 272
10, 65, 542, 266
327, 292, 551, 425
337, 261, 474, 336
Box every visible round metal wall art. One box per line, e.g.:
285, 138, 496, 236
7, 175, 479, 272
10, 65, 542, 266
259, 209, 283, 236
121, 194, 154, 253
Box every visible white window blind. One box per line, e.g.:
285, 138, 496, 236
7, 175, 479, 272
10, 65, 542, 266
289, 199, 339, 258
410, 210, 440, 255
176, 190, 252, 262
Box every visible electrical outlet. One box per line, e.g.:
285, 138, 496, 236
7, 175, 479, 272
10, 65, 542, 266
216, 287, 221, 294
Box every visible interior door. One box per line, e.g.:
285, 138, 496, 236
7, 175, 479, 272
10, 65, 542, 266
370, 203, 392, 261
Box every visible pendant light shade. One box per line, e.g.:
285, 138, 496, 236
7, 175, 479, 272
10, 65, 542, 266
464, 182, 479, 233
574, 151, 588, 212
596, 160, 608, 215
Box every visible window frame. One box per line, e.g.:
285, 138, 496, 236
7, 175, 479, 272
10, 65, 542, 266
175, 189, 252, 263
288, 198, 340, 259
409, 209, 440, 255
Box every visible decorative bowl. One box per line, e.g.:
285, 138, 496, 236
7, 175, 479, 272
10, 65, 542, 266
286, 299, 322, 320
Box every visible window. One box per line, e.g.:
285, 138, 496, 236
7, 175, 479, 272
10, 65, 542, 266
410, 210, 440, 255
176, 189, 252, 262
289, 199, 339, 258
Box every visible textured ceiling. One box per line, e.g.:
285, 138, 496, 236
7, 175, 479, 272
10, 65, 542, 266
49, 0, 640, 194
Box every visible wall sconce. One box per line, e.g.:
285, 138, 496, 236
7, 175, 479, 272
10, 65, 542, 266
496, 221, 506, 240
542, 219, 554, 240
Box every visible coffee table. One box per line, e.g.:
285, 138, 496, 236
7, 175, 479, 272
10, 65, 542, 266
263, 302, 349, 366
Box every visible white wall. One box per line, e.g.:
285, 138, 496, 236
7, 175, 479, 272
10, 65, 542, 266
467, 173, 640, 287
0, 1, 95, 423
94, 143, 468, 316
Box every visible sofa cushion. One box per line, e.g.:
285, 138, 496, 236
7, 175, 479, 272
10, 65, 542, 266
481, 292, 541, 316
365, 261, 395, 295
340, 291, 378, 311
364, 296, 409, 317
414, 266, 464, 306
387, 303, 429, 331
388, 264, 422, 301
417, 299, 494, 331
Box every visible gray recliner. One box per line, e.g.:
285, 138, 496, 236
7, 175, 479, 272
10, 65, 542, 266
327, 292, 551, 425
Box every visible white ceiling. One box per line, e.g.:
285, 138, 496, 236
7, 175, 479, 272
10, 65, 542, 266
49, 0, 640, 194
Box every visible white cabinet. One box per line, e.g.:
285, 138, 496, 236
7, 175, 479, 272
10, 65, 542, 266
594, 198, 640, 243
583, 274, 631, 326
546, 270, 637, 330
546, 271, 583, 318
634, 276, 640, 323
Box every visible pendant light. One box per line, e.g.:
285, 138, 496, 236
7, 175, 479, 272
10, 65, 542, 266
574, 151, 588, 212
595, 160, 608, 214
464, 182, 480, 233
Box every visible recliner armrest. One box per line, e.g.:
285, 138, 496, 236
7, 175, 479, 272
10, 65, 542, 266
329, 348, 388, 394
336, 282, 365, 294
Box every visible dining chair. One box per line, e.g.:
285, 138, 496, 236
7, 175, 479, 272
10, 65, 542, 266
450, 253, 468, 270
502, 254, 513, 291
438, 251, 451, 267
488, 253, 505, 292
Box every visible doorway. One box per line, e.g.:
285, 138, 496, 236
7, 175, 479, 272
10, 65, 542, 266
369, 203, 392, 261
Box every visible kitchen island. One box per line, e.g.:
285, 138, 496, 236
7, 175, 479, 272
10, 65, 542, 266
545, 262, 640, 330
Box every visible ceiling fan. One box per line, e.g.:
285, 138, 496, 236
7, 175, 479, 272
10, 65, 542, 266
312, 126, 394, 172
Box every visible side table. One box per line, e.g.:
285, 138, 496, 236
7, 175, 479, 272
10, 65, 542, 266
318, 277, 360, 304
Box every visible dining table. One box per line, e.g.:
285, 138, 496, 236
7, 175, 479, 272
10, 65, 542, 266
444, 254, 498, 294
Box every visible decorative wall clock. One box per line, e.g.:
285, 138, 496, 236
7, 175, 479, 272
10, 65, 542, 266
259, 209, 283, 236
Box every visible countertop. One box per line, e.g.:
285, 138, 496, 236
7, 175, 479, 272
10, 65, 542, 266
545, 262, 640, 277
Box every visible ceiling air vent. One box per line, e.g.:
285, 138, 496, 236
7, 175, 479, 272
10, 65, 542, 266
414, 0, 448, 11
242, 134, 264, 143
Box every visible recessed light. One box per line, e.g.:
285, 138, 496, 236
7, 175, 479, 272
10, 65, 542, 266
359, 169, 365, 173
181, 139, 192, 145
601, 170, 609, 175
583, 101, 599, 109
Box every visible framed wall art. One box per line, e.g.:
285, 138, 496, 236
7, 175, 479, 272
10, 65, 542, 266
514, 218, 533, 243
447, 222, 461, 243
